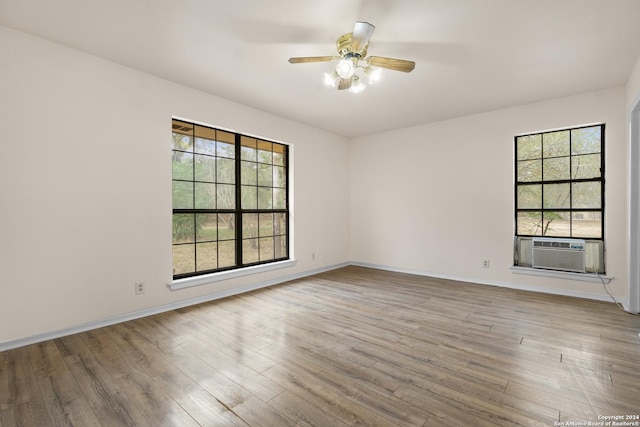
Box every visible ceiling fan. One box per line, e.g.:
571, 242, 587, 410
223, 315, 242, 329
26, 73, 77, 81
288, 21, 415, 93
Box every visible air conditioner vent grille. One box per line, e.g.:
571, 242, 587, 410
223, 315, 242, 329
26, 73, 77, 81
532, 239, 584, 250
531, 238, 586, 273
533, 240, 568, 249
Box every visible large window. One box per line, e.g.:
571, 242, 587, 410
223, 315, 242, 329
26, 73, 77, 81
172, 119, 289, 279
515, 124, 604, 239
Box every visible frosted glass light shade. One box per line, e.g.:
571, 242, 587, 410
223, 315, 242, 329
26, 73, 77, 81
336, 59, 355, 79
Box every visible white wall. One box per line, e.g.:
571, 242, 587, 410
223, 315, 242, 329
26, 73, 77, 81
627, 55, 640, 107
0, 26, 350, 346
350, 87, 628, 302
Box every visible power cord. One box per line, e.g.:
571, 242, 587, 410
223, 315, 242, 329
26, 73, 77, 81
597, 273, 640, 316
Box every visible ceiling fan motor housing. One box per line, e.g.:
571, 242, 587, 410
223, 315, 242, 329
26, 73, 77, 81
337, 33, 368, 58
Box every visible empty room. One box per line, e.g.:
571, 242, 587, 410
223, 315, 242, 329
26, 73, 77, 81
1, 0, 640, 425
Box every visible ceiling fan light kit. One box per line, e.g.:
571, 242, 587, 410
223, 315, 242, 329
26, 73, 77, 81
288, 21, 415, 94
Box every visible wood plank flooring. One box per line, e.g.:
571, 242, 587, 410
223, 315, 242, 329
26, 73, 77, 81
1, 266, 639, 426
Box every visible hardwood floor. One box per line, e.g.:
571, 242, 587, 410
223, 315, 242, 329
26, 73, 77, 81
1, 266, 639, 426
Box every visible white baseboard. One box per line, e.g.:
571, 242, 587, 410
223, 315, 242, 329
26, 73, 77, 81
350, 261, 628, 306
0, 262, 350, 352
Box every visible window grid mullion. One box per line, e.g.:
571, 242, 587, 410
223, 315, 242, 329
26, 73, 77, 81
235, 133, 243, 268
537, 132, 544, 234
569, 129, 573, 236
191, 127, 198, 272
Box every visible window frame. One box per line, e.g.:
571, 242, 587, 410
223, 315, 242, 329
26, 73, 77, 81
514, 123, 605, 241
172, 118, 290, 280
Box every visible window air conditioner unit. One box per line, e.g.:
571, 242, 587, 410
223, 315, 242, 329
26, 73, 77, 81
531, 237, 586, 273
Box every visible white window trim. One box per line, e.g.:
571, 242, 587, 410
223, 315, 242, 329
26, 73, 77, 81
169, 259, 297, 291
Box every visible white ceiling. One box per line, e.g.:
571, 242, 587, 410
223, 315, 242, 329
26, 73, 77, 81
2, 0, 640, 137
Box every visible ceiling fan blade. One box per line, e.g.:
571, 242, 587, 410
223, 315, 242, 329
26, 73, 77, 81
338, 78, 352, 90
288, 56, 336, 64
350, 21, 375, 53
368, 56, 415, 72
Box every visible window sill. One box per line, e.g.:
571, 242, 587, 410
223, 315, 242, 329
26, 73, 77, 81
510, 266, 611, 284
169, 259, 298, 291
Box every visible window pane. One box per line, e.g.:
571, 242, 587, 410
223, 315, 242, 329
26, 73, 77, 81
218, 240, 236, 268
172, 133, 193, 151
273, 144, 286, 166
258, 187, 273, 209
243, 239, 259, 264
173, 181, 193, 209
572, 182, 601, 208
217, 130, 235, 146
173, 244, 195, 275
173, 152, 193, 181
241, 136, 257, 161
217, 140, 235, 158
517, 212, 542, 236
260, 237, 274, 261
217, 184, 235, 209
273, 188, 286, 209
543, 183, 570, 209
258, 140, 273, 164
517, 160, 541, 182
542, 157, 570, 181
259, 213, 274, 236
542, 211, 570, 236
217, 158, 235, 184
274, 213, 287, 235
218, 214, 235, 240
517, 184, 541, 209
241, 161, 257, 185
196, 242, 217, 271
273, 166, 286, 188
543, 130, 569, 157
572, 212, 601, 238
274, 235, 287, 258
243, 213, 258, 238
194, 137, 216, 155
572, 126, 601, 155
516, 134, 541, 160
242, 185, 257, 209
195, 183, 216, 209
194, 154, 216, 182
173, 214, 194, 244
572, 154, 600, 179
258, 164, 273, 186
196, 214, 217, 242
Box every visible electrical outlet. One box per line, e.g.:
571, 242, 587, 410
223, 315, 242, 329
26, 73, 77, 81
312, 252, 316, 260
483, 259, 490, 268
135, 281, 145, 295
